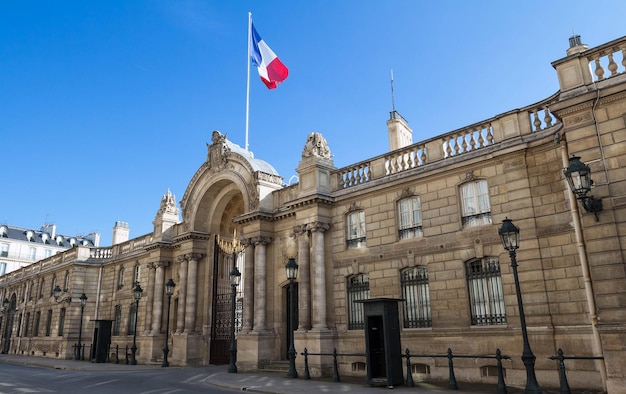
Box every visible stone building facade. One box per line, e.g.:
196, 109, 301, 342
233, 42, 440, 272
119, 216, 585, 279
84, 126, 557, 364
0, 35, 625, 393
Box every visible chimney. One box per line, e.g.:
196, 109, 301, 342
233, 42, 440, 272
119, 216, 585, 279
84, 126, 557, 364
41, 223, 56, 238
112, 221, 130, 245
387, 111, 413, 151
566, 34, 588, 56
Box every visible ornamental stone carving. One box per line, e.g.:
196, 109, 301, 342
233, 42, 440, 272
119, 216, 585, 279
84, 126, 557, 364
302, 132, 331, 159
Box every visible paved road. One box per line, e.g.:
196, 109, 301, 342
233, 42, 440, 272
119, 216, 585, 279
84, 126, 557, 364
0, 362, 239, 393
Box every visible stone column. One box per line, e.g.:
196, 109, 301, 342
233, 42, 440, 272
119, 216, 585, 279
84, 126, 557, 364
310, 222, 329, 330
175, 255, 188, 334
184, 253, 202, 333
143, 262, 156, 335
295, 225, 311, 330
241, 240, 254, 333
150, 261, 169, 335
252, 237, 270, 332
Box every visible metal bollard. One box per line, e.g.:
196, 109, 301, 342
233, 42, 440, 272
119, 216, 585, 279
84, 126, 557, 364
302, 348, 311, 380
332, 348, 340, 382
405, 348, 415, 387
447, 348, 458, 390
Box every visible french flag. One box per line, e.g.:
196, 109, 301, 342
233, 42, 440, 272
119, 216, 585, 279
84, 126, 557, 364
250, 22, 288, 89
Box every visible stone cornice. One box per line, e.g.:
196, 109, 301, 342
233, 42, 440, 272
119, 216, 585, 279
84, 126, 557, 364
173, 231, 212, 243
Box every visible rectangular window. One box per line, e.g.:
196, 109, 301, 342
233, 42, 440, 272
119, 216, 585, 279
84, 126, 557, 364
466, 258, 506, 325
0, 243, 8, 257
460, 180, 492, 228
28, 247, 37, 261
0, 262, 6, 276
24, 313, 30, 337
44, 249, 52, 258
34, 311, 41, 337
134, 265, 141, 286
45, 309, 52, 336
401, 267, 432, 328
347, 274, 370, 330
113, 305, 122, 336
127, 303, 137, 335
16, 313, 22, 337
398, 196, 423, 239
346, 210, 366, 249
58, 308, 66, 336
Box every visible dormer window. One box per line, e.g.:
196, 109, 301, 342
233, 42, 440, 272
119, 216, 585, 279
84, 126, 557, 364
0, 226, 7, 237
26, 230, 35, 242
41, 233, 50, 244
56, 235, 64, 246
69, 238, 77, 247
81, 239, 89, 246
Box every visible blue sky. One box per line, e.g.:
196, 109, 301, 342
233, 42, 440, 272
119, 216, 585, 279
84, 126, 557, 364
2, 1, 624, 246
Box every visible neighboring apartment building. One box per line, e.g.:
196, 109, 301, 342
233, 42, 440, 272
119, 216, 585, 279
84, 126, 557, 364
0, 224, 99, 275
0, 35, 625, 393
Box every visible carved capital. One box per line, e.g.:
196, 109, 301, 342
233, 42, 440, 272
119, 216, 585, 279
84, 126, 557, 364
252, 236, 272, 246
307, 221, 330, 233
148, 261, 170, 270
184, 253, 204, 262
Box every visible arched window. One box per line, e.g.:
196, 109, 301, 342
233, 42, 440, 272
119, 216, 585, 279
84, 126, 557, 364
401, 266, 431, 328
347, 274, 370, 330
466, 258, 506, 325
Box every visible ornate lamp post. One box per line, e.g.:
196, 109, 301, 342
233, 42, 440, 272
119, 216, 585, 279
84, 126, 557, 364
53, 285, 72, 304
285, 257, 298, 379
75, 293, 87, 360
162, 278, 175, 367
228, 266, 241, 373
218, 229, 245, 374
499, 218, 542, 394
130, 283, 143, 365
563, 155, 603, 221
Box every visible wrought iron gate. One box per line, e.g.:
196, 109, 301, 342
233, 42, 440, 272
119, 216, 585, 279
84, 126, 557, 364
209, 236, 243, 364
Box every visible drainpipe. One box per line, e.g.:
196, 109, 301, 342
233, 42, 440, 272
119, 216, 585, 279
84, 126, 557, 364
95, 263, 104, 320
559, 141, 607, 391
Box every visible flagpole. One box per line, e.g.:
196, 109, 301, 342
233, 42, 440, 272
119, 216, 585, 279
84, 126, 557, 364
245, 12, 252, 151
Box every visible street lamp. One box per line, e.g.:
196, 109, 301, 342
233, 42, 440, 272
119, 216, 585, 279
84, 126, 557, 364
228, 266, 241, 373
285, 257, 298, 379
563, 155, 603, 221
75, 293, 87, 360
162, 278, 175, 367
130, 283, 143, 365
498, 218, 542, 394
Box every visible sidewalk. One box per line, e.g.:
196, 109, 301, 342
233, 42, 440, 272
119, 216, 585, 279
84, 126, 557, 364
0, 354, 533, 393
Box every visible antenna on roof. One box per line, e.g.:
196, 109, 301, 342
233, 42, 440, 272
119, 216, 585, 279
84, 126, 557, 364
390, 69, 396, 112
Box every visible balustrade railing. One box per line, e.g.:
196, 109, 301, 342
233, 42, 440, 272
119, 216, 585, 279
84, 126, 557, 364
586, 36, 626, 82
334, 92, 560, 190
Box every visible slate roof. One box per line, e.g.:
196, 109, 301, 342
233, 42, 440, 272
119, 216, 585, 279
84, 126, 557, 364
0, 224, 96, 247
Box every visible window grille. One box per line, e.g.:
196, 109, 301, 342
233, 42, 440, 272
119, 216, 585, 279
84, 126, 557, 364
466, 258, 506, 325
33, 311, 40, 337
127, 303, 137, 335
45, 309, 52, 336
58, 308, 65, 336
347, 274, 370, 329
398, 196, 423, 239
113, 305, 122, 336
401, 266, 431, 328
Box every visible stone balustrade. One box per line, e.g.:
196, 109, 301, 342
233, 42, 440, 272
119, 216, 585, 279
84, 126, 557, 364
586, 36, 626, 82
